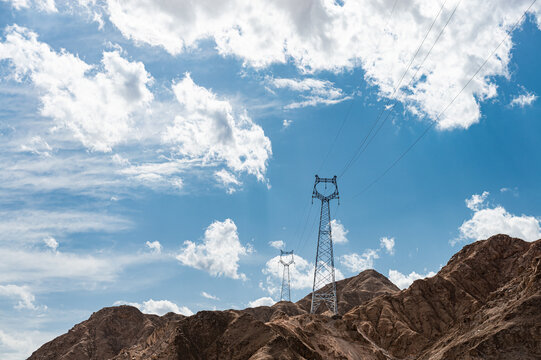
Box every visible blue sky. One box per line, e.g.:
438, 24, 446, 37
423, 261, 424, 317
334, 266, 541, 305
0, 0, 540, 358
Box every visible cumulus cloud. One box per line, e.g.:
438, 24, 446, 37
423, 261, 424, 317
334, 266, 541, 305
163, 74, 271, 181
465, 191, 490, 211
201, 291, 219, 300
388, 269, 437, 289
102, 0, 541, 129
459, 207, 541, 243
176, 219, 249, 280
457, 191, 541, 243
510, 91, 538, 107
380, 236, 395, 255
114, 299, 193, 316
268, 240, 285, 249
0, 26, 271, 196
341, 249, 379, 273
269, 77, 350, 109
0, 284, 39, 310
145, 240, 162, 254
0, 25, 153, 152
340, 234, 397, 273
248, 296, 275, 308
330, 219, 348, 244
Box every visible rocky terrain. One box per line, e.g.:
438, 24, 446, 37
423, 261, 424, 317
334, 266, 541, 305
296, 268, 400, 314
29, 234, 541, 359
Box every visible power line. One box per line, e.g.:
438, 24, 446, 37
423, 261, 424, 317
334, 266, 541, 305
339, 0, 456, 179
297, 206, 319, 255
291, 200, 311, 250
345, 0, 461, 168
293, 201, 313, 252
316, 100, 354, 174
352, 0, 537, 199
316, 0, 399, 174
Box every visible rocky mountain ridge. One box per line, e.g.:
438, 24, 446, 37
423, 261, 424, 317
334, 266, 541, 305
29, 234, 541, 359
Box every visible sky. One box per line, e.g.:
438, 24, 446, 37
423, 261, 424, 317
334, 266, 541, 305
0, 0, 540, 358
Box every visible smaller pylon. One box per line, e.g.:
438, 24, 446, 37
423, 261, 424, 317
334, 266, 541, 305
279, 250, 294, 302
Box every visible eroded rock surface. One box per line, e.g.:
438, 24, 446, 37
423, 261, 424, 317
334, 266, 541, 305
29, 235, 541, 360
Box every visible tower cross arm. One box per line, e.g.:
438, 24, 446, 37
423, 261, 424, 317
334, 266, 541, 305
312, 175, 340, 202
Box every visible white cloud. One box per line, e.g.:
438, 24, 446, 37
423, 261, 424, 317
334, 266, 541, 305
0, 329, 57, 360
330, 219, 348, 244
163, 74, 272, 181
0, 209, 131, 243
500, 187, 519, 196
459, 207, 541, 243
248, 296, 275, 308
101, 0, 541, 129
0, 26, 271, 197
465, 191, 490, 211
0, 284, 39, 310
268, 240, 285, 249
0, 247, 159, 285
214, 169, 242, 194
380, 236, 395, 255
262, 253, 344, 295
388, 269, 437, 289
282, 119, 292, 129
114, 299, 193, 316
340, 249, 379, 273
270, 77, 350, 109
0, 25, 153, 152
457, 191, 541, 243
20, 136, 52, 157
43, 236, 58, 252
340, 235, 397, 273
145, 240, 162, 254
176, 219, 248, 280
1, 0, 56, 12
510, 91, 538, 107
201, 291, 219, 300
0, 149, 129, 199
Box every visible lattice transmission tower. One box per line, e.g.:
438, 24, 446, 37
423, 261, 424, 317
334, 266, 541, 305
310, 175, 340, 315
279, 250, 294, 302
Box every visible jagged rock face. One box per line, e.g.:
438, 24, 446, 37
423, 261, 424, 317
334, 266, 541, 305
29, 235, 541, 360
27, 306, 183, 360
296, 269, 400, 314
343, 234, 541, 359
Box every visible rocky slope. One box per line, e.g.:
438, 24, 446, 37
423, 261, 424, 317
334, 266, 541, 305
29, 234, 541, 360
296, 268, 400, 314
28, 305, 184, 359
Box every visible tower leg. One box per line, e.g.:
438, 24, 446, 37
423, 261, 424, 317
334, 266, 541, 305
310, 199, 337, 315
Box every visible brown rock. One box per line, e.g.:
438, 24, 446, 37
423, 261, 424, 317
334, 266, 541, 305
28, 305, 183, 360
29, 234, 541, 360
296, 269, 400, 314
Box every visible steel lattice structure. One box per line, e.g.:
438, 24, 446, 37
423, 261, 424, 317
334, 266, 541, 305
310, 175, 339, 315
279, 250, 294, 302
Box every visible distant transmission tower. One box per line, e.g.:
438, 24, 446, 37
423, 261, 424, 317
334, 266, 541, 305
310, 175, 339, 315
279, 250, 294, 302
